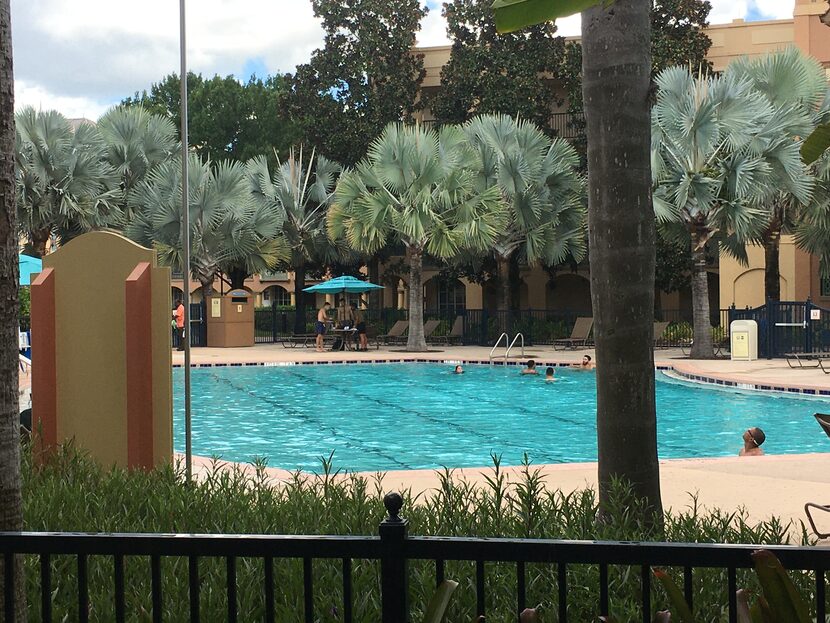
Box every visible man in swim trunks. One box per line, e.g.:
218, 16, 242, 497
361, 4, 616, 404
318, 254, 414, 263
316, 302, 331, 352
352, 303, 368, 351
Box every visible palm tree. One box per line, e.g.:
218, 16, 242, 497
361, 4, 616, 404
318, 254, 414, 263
727, 47, 829, 300
0, 0, 26, 617
464, 114, 586, 312
15, 108, 119, 257
329, 122, 505, 351
582, 0, 663, 518
128, 155, 282, 300
247, 147, 341, 334
651, 66, 805, 358
97, 105, 178, 220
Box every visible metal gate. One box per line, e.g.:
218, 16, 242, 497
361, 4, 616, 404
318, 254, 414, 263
729, 300, 830, 358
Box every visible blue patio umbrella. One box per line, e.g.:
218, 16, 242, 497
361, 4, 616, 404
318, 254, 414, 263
303, 276, 384, 321
302, 275, 384, 296
19, 254, 42, 286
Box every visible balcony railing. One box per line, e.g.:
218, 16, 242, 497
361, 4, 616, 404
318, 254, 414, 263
2, 495, 829, 622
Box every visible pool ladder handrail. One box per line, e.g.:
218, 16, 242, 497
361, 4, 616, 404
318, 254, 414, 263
489, 332, 509, 363
488, 332, 525, 363
505, 333, 525, 362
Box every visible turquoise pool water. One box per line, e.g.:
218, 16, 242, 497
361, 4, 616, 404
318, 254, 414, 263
173, 363, 829, 472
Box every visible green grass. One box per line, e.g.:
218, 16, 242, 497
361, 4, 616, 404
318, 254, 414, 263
20, 446, 817, 622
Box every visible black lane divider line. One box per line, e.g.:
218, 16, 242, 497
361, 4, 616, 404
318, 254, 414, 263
282, 368, 561, 463
207, 371, 412, 470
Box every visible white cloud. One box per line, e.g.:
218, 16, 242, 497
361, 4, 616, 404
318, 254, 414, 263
14, 80, 111, 120
8, 0, 802, 118
752, 0, 795, 20
418, 5, 450, 47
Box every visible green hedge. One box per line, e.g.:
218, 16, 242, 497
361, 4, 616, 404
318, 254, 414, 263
21, 446, 813, 622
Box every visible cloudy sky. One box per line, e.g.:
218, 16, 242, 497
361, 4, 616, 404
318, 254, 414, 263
10, 0, 795, 120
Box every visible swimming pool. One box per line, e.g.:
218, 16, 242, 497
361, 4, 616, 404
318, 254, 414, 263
173, 363, 829, 472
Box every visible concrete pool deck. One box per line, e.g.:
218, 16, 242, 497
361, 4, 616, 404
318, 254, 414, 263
176, 344, 830, 536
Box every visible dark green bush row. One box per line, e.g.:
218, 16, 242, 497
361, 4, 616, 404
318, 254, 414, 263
21, 447, 815, 622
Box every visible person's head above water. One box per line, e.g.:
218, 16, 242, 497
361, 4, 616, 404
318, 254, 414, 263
526, 360, 536, 369
545, 367, 555, 378
744, 427, 765, 448
454, 365, 464, 374
582, 355, 592, 366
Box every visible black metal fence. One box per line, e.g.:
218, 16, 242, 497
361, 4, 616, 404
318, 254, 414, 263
2, 495, 830, 623
253, 306, 733, 348
172, 303, 208, 348
730, 300, 830, 358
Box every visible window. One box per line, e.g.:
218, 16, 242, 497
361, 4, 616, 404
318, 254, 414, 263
438, 279, 466, 316
822, 277, 830, 298
270, 286, 291, 307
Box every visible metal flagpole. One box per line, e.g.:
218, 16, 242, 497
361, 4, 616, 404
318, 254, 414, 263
179, 0, 193, 483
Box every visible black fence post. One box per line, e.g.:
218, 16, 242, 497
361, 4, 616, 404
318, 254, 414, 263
806, 299, 813, 354
271, 304, 278, 344
379, 492, 409, 623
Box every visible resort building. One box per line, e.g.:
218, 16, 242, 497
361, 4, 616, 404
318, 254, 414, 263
172, 0, 830, 319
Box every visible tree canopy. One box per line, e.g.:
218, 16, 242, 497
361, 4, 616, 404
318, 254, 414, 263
123, 73, 297, 163
285, 0, 427, 167
428, 0, 566, 133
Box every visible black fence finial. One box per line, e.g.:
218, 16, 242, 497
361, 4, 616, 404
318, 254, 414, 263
383, 492, 404, 522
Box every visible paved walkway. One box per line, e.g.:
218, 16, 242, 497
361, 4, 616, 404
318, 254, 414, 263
175, 344, 830, 536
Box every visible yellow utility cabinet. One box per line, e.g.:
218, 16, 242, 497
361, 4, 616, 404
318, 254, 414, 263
730, 319, 758, 361
207, 289, 255, 347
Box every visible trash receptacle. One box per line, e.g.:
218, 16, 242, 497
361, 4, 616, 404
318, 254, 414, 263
730, 319, 758, 361
206, 289, 255, 347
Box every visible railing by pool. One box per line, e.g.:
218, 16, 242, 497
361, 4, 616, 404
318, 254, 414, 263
3, 494, 830, 622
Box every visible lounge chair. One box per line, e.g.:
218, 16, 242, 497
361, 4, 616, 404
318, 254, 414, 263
804, 414, 830, 537
378, 320, 409, 345
429, 315, 464, 345
553, 317, 593, 350
786, 352, 830, 372
422, 320, 440, 342
653, 321, 670, 348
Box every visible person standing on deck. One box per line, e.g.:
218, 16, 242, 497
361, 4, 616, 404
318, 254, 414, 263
173, 299, 185, 351
316, 302, 331, 352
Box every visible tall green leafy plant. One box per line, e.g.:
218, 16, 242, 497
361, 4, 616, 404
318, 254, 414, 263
247, 147, 342, 334
128, 155, 285, 298
651, 67, 810, 357
727, 47, 830, 300
329, 123, 505, 351
15, 108, 119, 257
97, 105, 178, 220
463, 114, 585, 311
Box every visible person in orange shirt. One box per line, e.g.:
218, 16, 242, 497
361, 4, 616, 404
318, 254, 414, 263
173, 299, 185, 351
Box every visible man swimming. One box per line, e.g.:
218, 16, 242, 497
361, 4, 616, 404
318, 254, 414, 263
521, 360, 538, 375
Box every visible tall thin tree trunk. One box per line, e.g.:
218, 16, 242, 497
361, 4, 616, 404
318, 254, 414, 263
763, 217, 781, 302
0, 0, 26, 617
583, 0, 662, 520
368, 255, 380, 311
690, 232, 714, 359
406, 246, 427, 351
497, 254, 510, 332
293, 259, 307, 335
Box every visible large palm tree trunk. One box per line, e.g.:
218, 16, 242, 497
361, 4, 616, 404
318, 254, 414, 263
583, 0, 662, 519
497, 254, 511, 332
762, 214, 782, 302
0, 0, 26, 617
406, 247, 427, 351
690, 231, 714, 359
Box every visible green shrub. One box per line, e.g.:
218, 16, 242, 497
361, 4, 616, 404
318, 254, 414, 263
21, 447, 813, 622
